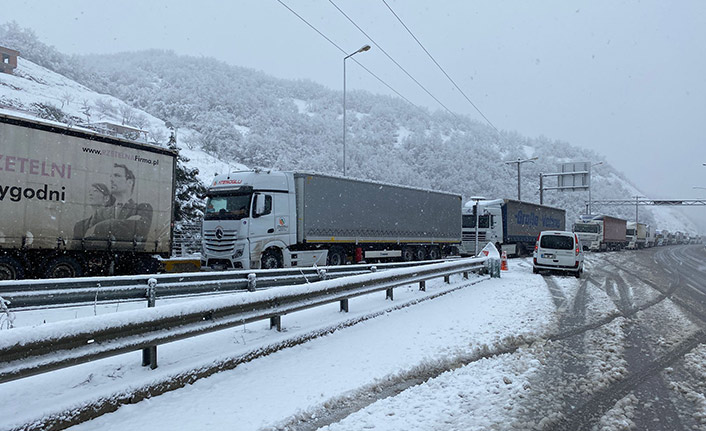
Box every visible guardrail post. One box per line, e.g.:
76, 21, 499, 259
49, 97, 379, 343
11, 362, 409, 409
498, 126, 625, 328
370, 266, 377, 273
270, 315, 281, 331
444, 275, 450, 283
248, 273, 257, 292
142, 278, 158, 369
463, 271, 469, 279
419, 280, 426, 291
386, 288, 394, 300
340, 298, 349, 312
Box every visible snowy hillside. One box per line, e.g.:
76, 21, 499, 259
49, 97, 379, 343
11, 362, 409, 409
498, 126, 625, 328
0, 23, 699, 234
0, 57, 240, 182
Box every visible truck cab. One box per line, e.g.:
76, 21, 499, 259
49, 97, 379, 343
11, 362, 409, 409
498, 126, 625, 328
201, 170, 311, 270
573, 220, 601, 251
460, 202, 502, 256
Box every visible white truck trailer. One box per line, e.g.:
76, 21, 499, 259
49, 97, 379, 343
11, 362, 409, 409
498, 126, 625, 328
201, 170, 462, 270
0, 112, 176, 279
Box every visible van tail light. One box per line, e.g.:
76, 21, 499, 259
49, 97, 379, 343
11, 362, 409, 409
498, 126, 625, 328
535, 233, 540, 252
574, 234, 580, 256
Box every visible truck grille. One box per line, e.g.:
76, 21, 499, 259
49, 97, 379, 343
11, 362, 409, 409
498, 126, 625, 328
203, 229, 238, 254
462, 232, 487, 242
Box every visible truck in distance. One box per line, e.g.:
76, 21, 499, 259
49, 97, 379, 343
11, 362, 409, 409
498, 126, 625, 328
460, 199, 566, 257
626, 222, 647, 249
201, 170, 462, 270
0, 112, 176, 280
573, 215, 627, 252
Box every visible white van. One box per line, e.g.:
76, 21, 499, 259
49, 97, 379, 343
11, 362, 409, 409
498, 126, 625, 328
533, 231, 584, 278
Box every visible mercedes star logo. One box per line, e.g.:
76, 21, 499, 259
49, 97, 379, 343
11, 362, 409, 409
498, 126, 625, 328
215, 227, 224, 240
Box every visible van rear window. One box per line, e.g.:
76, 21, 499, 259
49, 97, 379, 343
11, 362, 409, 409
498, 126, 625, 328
540, 235, 574, 250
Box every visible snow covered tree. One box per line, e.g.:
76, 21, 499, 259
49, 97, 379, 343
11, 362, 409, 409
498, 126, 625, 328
169, 132, 206, 228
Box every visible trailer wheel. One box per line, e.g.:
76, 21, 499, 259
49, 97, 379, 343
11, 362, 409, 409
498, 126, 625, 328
427, 247, 441, 261
44, 256, 84, 279
327, 247, 347, 266
261, 249, 282, 269
402, 247, 414, 262
414, 247, 426, 261
0, 256, 24, 280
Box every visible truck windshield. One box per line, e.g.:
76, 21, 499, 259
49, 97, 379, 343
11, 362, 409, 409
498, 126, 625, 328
462, 215, 490, 229
626, 229, 636, 236
205, 193, 252, 220
573, 224, 599, 233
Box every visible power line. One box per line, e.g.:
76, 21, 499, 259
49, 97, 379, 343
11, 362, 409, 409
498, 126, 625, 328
274, 0, 432, 118
381, 0, 501, 134
328, 0, 458, 119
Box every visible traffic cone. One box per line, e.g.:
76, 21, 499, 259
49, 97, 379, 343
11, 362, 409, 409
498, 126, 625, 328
501, 251, 508, 271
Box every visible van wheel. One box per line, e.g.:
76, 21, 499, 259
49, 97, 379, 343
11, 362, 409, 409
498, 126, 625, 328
574, 270, 581, 279
533, 267, 539, 274
0, 256, 24, 280
261, 249, 282, 269
44, 256, 83, 279
327, 247, 347, 266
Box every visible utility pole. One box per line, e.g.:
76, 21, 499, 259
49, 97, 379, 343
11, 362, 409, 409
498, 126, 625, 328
504, 157, 537, 201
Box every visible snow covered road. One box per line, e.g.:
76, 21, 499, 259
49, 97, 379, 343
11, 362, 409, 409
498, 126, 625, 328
3, 245, 706, 431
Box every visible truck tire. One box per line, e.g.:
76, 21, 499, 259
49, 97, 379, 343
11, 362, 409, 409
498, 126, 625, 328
0, 256, 24, 280
401, 247, 414, 262
327, 247, 347, 266
414, 247, 426, 261
44, 256, 83, 279
261, 249, 282, 269
427, 247, 441, 260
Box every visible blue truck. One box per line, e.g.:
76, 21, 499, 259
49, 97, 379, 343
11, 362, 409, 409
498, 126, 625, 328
461, 199, 566, 256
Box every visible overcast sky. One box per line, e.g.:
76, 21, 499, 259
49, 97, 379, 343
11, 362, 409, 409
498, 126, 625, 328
8, 0, 706, 229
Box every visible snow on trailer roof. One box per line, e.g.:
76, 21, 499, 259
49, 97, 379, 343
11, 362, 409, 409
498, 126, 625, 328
211, 169, 463, 198
0, 109, 176, 157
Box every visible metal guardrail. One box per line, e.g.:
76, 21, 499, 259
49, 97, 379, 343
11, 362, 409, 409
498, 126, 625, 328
0, 257, 489, 383
0, 260, 449, 310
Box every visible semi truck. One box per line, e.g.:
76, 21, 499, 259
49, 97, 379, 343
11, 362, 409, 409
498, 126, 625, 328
201, 170, 462, 270
626, 222, 647, 249
572, 215, 627, 251
460, 199, 565, 257
0, 112, 176, 280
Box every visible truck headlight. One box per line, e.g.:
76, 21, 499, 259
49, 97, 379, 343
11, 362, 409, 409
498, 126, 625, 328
233, 247, 245, 259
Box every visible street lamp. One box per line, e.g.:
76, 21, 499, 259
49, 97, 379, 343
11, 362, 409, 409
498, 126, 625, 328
343, 44, 371, 177
504, 157, 538, 201
588, 161, 603, 216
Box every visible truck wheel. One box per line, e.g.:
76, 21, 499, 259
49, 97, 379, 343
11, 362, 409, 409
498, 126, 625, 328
261, 249, 282, 269
44, 256, 83, 279
0, 256, 24, 280
402, 247, 414, 262
428, 247, 441, 260
414, 247, 426, 261
327, 248, 347, 266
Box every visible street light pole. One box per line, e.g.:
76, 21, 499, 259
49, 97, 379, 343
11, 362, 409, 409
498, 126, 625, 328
504, 157, 538, 201
343, 44, 371, 177
588, 161, 603, 216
